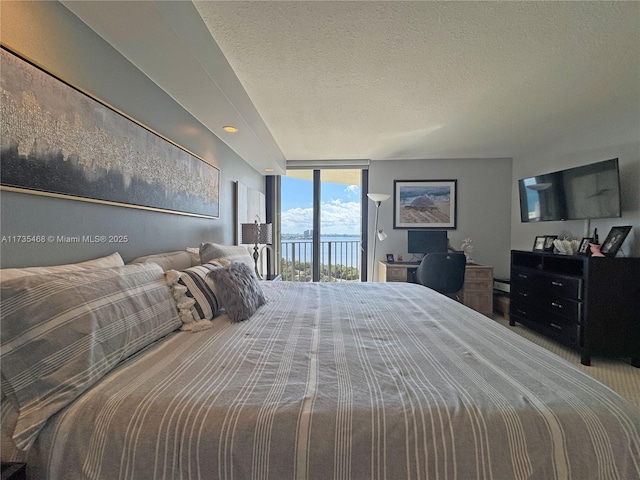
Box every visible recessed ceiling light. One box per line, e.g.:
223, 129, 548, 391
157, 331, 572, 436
265, 168, 274, 173
223, 125, 238, 133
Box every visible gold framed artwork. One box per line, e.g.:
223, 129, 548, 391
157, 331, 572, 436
0, 46, 219, 218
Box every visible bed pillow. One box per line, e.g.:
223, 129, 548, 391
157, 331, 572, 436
1, 386, 26, 463
165, 262, 225, 331
0, 252, 124, 283
205, 262, 266, 322
0, 262, 180, 450
199, 243, 254, 269
130, 250, 197, 272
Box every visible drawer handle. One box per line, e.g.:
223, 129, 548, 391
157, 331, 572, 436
551, 302, 563, 309
518, 292, 529, 297
516, 309, 528, 316
551, 281, 564, 287
550, 323, 562, 330
518, 273, 528, 279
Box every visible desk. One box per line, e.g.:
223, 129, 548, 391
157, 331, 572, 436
378, 261, 494, 317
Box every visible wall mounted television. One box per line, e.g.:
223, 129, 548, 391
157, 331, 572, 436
518, 158, 621, 222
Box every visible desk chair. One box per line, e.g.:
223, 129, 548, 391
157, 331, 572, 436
416, 252, 466, 300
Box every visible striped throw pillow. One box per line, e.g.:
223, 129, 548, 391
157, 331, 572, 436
130, 250, 199, 272
0, 252, 124, 283
0, 263, 180, 450
166, 262, 224, 331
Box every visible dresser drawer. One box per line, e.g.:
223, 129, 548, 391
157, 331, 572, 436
464, 278, 493, 292
512, 267, 582, 301
465, 267, 493, 281
544, 297, 581, 320
511, 266, 539, 284
538, 274, 582, 301
510, 299, 535, 321
512, 295, 580, 320
511, 301, 579, 346
545, 313, 579, 345
510, 284, 536, 305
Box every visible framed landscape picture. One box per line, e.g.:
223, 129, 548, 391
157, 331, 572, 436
393, 180, 457, 229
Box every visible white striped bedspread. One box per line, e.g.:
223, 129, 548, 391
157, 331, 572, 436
28, 281, 639, 479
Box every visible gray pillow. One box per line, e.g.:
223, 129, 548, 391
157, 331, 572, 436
0, 263, 180, 450
130, 250, 196, 271
199, 243, 254, 269
205, 262, 266, 322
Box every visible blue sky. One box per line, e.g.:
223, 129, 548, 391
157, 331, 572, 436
281, 176, 361, 236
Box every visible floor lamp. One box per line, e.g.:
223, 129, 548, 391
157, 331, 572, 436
367, 193, 390, 281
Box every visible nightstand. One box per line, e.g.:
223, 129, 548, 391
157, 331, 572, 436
1, 462, 26, 480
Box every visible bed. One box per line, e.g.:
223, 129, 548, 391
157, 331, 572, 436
1, 248, 639, 479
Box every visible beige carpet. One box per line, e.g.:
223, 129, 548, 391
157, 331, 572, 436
492, 313, 640, 411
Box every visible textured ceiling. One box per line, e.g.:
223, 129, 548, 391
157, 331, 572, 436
194, 1, 639, 162
64, 1, 639, 172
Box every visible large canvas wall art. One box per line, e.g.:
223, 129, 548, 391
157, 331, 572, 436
0, 47, 219, 219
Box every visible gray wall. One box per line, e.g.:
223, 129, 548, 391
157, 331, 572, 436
3, 2, 636, 272
510, 110, 640, 258
0, 1, 264, 268
368, 158, 513, 280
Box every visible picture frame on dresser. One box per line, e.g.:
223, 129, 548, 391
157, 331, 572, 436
533, 236, 546, 251
600, 226, 632, 257
543, 235, 557, 252
578, 237, 593, 255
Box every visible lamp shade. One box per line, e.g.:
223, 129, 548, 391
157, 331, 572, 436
240, 222, 259, 245
240, 222, 273, 245
377, 229, 388, 241
257, 223, 273, 245
367, 193, 390, 203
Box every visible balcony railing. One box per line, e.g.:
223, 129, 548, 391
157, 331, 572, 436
280, 239, 361, 282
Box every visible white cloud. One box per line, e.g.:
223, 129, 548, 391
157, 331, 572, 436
345, 184, 360, 195
281, 206, 314, 233
281, 199, 361, 235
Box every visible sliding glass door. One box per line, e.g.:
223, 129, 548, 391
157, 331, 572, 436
280, 172, 315, 281
280, 168, 364, 282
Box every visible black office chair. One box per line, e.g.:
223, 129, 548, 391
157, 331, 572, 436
416, 252, 466, 300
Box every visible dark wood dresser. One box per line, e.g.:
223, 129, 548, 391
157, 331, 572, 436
510, 250, 640, 366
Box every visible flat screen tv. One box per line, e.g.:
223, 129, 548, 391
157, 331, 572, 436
518, 158, 621, 222
407, 230, 448, 254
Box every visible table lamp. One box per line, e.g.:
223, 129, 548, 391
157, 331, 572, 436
240, 220, 273, 279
